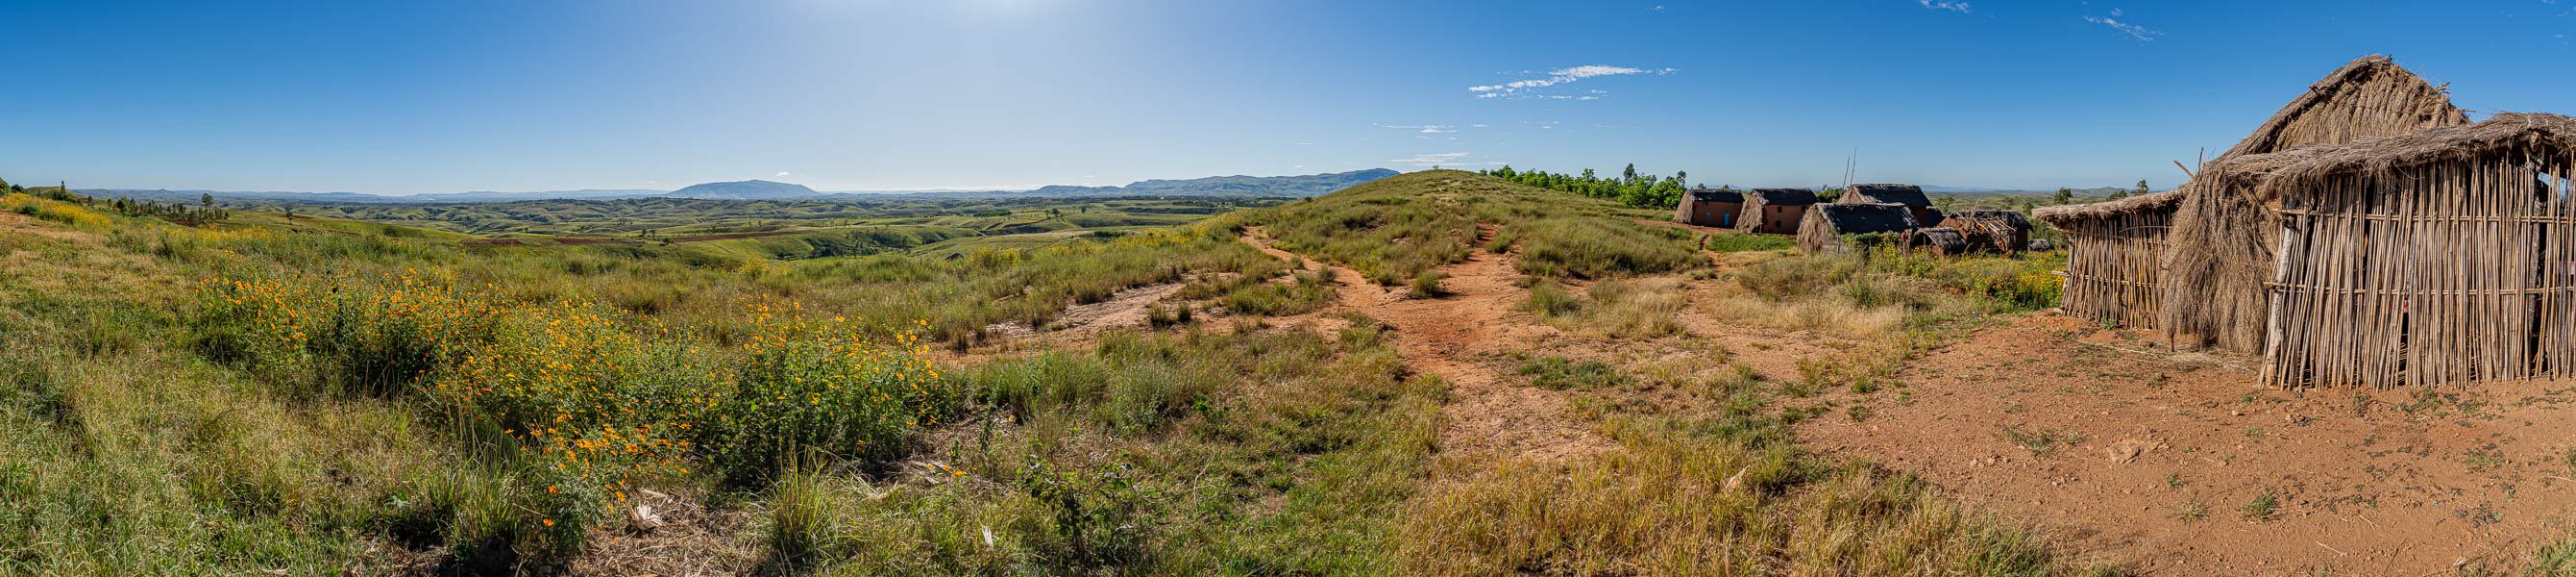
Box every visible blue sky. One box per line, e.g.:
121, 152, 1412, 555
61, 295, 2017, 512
2, 0, 2570, 194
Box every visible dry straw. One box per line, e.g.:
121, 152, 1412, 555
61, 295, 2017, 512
2160, 54, 2472, 352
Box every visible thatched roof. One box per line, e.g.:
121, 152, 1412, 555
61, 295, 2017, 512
1809, 203, 1919, 234
1845, 184, 1931, 206
1905, 227, 1967, 252
1686, 188, 1743, 203
2030, 190, 2182, 226
2159, 56, 2476, 354
2222, 55, 2471, 158
1943, 209, 2031, 230
2251, 113, 2576, 190
1747, 188, 1818, 204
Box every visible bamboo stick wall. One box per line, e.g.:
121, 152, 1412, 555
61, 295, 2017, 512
2264, 152, 2576, 388
2058, 211, 2173, 328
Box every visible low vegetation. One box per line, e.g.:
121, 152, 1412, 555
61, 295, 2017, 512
0, 169, 2254, 576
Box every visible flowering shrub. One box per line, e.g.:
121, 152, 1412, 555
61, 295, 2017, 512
2, 192, 112, 228
704, 304, 959, 487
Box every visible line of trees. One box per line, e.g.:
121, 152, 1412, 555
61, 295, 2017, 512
110, 192, 230, 224
1477, 163, 1694, 209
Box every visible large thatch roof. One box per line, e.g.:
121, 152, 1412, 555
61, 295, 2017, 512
2160, 55, 2476, 352
1845, 184, 1931, 206
2030, 189, 2182, 226
1686, 188, 1744, 203
2222, 55, 2472, 158
1747, 188, 1819, 204
1808, 203, 1919, 234
2245, 113, 2576, 190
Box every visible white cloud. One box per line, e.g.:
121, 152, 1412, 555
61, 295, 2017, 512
1648, 5, 1665, 11
1470, 124, 1489, 128
1387, 152, 1472, 166
2084, 13, 2163, 40
775, 171, 793, 177
1919, 0, 1971, 13
1467, 64, 1674, 99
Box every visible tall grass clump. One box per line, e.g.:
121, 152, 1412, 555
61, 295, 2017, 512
773, 326, 1439, 575
1525, 278, 1687, 339
1217, 267, 1339, 315
1863, 247, 2064, 313
1508, 217, 1705, 279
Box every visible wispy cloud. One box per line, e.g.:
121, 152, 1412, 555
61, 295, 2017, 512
1919, 0, 1970, 13
1386, 152, 1509, 167
1387, 152, 1471, 166
774, 171, 793, 177
2083, 10, 2162, 40
1468, 64, 1674, 99
1648, 5, 1665, 12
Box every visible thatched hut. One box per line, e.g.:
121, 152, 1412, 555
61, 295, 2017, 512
1846, 184, 1942, 226
2219, 113, 2576, 388
1738, 188, 1818, 235
2160, 55, 2472, 352
1674, 188, 1744, 228
1798, 202, 1920, 254
1941, 209, 2032, 255
1901, 227, 1968, 255
2034, 191, 2181, 327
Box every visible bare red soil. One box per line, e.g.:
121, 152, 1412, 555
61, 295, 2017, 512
1793, 312, 2576, 575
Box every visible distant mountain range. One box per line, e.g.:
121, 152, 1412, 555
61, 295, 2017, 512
81, 169, 1403, 206
664, 180, 820, 200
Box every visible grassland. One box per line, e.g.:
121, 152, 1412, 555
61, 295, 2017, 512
53, 169, 2552, 575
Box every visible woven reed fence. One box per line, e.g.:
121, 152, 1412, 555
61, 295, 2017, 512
2060, 219, 2171, 328
2263, 147, 2576, 388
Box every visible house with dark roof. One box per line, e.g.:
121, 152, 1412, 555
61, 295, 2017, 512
1673, 188, 1743, 228
1844, 184, 1941, 226
1735, 188, 1818, 235
1797, 202, 1920, 254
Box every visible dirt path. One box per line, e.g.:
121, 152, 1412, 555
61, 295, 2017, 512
1794, 312, 2576, 575
1240, 227, 1610, 462
981, 281, 1190, 344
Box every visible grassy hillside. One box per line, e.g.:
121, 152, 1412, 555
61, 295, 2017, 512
1255, 170, 1706, 285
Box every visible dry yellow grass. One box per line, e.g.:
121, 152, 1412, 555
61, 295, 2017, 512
1400, 418, 2110, 577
